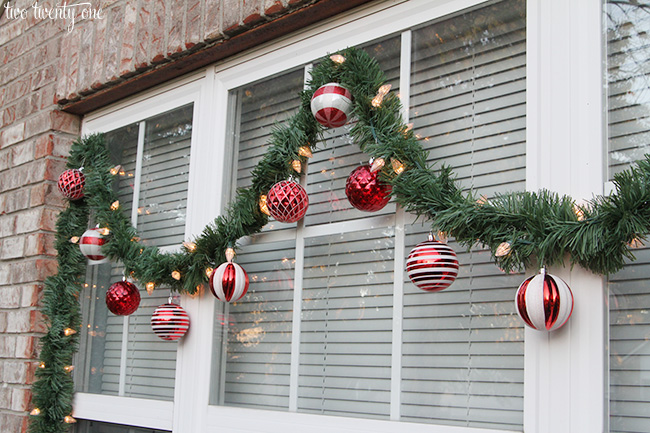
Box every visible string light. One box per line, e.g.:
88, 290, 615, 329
38, 362, 45, 369
371, 84, 392, 107
476, 195, 489, 206
110, 200, 120, 211
495, 242, 512, 257
370, 158, 385, 172
573, 204, 585, 221
225, 248, 236, 262
131, 236, 140, 242
97, 227, 110, 236
69, 236, 79, 244
436, 231, 448, 244
298, 146, 313, 158
30, 408, 41, 416
183, 242, 197, 252
146, 282, 155, 295
109, 165, 122, 175
391, 158, 405, 175
205, 267, 214, 278
330, 54, 346, 64
64, 415, 77, 424
292, 160, 302, 173
171, 271, 181, 281
259, 195, 271, 216
63, 365, 74, 373
63, 328, 77, 336
628, 237, 645, 249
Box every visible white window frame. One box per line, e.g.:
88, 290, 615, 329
74, 0, 608, 432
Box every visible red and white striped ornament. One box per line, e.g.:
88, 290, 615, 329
406, 235, 459, 292
209, 259, 250, 303
151, 300, 190, 341
79, 228, 109, 264
515, 268, 574, 332
267, 180, 309, 223
57, 168, 85, 200
310, 82, 353, 128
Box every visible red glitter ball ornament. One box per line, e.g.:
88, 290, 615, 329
151, 302, 190, 341
345, 165, 392, 212
57, 169, 85, 200
106, 281, 141, 315
267, 180, 309, 223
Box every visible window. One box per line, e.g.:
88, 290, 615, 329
607, 2, 650, 432
209, 1, 525, 430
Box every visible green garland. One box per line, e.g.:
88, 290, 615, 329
31, 47, 650, 431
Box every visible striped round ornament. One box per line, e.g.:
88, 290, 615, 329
79, 228, 109, 264
209, 261, 250, 303
310, 82, 353, 128
151, 302, 190, 341
515, 268, 574, 331
406, 238, 459, 292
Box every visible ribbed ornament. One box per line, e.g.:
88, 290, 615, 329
515, 268, 574, 331
209, 261, 250, 303
406, 238, 459, 292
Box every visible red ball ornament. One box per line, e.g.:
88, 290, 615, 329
79, 228, 109, 264
106, 281, 141, 315
57, 169, 85, 200
209, 261, 250, 303
406, 236, 459, 292
310, 82, 353, 128
151, 302, 190, 341
515, 268, 574, 332
267, 180, 309, 223
345, 164, 392, 212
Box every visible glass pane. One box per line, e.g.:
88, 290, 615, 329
305, 36, 401, 226
607, 2, 650, 432
298, 228, 394, 419
211, 239, 296, 409
139, 104, 193, 248
403, 0, 526, 429
75, 419, 170, 433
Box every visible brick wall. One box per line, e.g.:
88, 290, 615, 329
0, 0, 374, 430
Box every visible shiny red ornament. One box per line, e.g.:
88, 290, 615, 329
345, 165, 392, 212
406, 238, 459, 292
209, 262, 249, 303
267, 180, 309, 223
310, 83, 353, 128
106, 281, 141, 315
151, 303, 190, 341
515, 268, 574, 331
57, 169, 85, 200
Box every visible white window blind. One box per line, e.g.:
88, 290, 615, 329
402, 1, 525, 430
607, 2, 650, 432
77, 104, 193, 401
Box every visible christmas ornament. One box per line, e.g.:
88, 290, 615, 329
106, 281, 141, 315
209, 257, 250, 303
406, 234, 459, 292
151, 300, 190, 341
515, 268, 574, 331
267, 180, 309, 223
345, 164, 392, 212
310, 82, 353, 128
79, 228, 109, 264
57, 168, 85, 200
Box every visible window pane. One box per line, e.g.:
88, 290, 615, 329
76, 104, 193, 401
403, 0, 526, 429
299, 228, 395, 419
76, 419, 170, 433
305, 37, 401, 226
607, 2, 650, 432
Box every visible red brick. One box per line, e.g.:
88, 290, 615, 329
203, 0, 221, 41
0, 17, 26, 46
30, 182, 65, 208
77, 23, 94, 94
0, 122, 25, 148
0, 160, 46, 191
55, 30, 71, 103
6, 309, 31, 332
24, 111, 50, 139
264, 0, 286, 17
0, 215, 16, 238
0, 286, 21, 308
11, 388, 31, 412
50, 110, 80, 135
1, 235, 25, 261
45, 158, 67, 182
120, 2, 137, 76
21, 284, 43, 307
14, 208, 43, 234
6, 76, 31, 105
40, 207, 59, 232
40, 84, 56, 109
33, 134, 53, 159
30, 308, 48, 333
15, 335, 36, 358
2, 105, 16, 128
25, 361, 37, 385
135, 0, 152, 70
0, 386, 9, 411
105, 5, 124, 82
2, 188, 30, 213
185, 0, 202, 49
223, 0, 241, 34
151, 0, 166, 63
11, 140, 34, 167
0, 312, 7, 332
65, 29, 81, 101
0, 149, 9, 171
0, 414, 26, 433
243, 12, 263, 26
3, 361, 28, 383
32, 64, 58, 92
15, 93, 41, 120
0, 335, 17, 357
90, 8, 107, 89
167, 2, 184, 57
